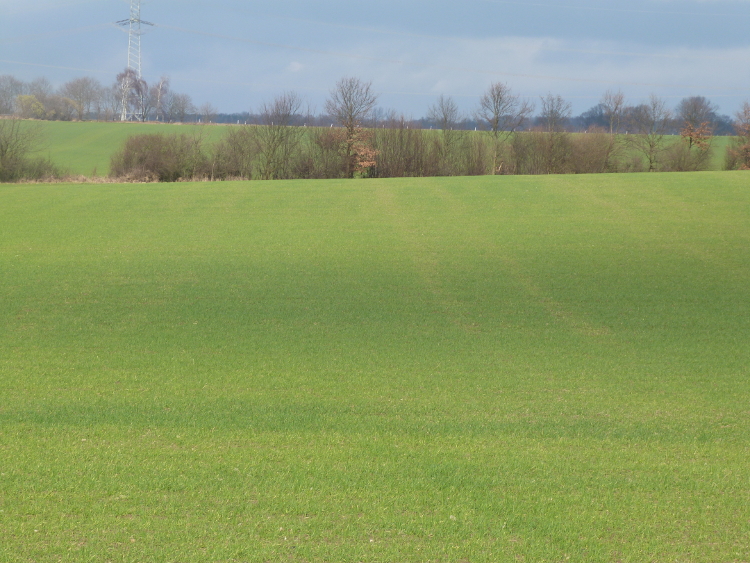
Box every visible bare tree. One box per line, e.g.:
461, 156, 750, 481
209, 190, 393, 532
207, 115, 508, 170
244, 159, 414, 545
625, 94, 673, 172
60, 77, 103, 121
28, 77, 54, 105
427, 94, 463, 175
198, 102, 217, 124
427, 94, 460, 131
676, 96, 719, 131
212, 126, 259, 179
601, 89, 625, 135
675, 96, 718, 155
475, 82, 533, 173
168, 93, 195, 123
325, 77, 378, 178
371, 113, 426, 178
0, 75, 26, 115
256, 91, 304, 179
538, 93, 572, 173
150, 76, 170, 122
101, 84, 123, 121
539, 93, 571, 133
133, 77, 151, 122
115, 69, 147, 121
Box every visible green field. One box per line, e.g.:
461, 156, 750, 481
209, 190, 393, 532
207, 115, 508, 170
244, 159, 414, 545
33, 121, 227, 176
26, 120, 736, 176
1, 172, 749, 562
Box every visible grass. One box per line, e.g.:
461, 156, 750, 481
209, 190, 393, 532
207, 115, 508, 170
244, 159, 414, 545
1, 172, 749, 562
31, 121, 226, 176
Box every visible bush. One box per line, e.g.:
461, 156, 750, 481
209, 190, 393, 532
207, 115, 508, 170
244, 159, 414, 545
211, 127, 258, 180
661, 141, 712, 172
110, 132, 209, 182
0, 118, 64, 182
371, 120, 427, 178
725, 102, 750, 171
570, 128, 619, 173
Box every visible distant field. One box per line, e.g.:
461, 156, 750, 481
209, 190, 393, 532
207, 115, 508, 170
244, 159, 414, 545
24, 120, 736, 175
31, 120, 227, 176
1, 172, 749, 562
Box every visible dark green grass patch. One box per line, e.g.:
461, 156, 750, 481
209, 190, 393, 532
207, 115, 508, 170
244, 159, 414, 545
1, 172, 749, 561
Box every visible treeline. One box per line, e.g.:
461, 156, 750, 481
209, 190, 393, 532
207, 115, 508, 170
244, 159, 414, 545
109, 81, 750, 181
3, 74, 750, 181
0, 70, 742, 135
0, 73, 198, 123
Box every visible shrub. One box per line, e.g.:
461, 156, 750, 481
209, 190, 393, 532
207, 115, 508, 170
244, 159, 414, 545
570, 127, 619, 173
211, 127, 258, 180
725, 102, 750, 171
661, 141, 712, 172
110, 132, 209, 182
0, 118, 64, 182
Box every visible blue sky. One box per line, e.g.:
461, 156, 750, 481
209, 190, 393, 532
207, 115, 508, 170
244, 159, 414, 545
1, 0, 749, 117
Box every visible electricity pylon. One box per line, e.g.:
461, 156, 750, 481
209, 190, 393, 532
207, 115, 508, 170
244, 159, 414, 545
117, 0, 153, 121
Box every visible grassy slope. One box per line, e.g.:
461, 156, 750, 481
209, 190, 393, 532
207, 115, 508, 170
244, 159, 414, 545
33, 121, 226, 176
1, 172, 749, 562
27, 120, 736, 175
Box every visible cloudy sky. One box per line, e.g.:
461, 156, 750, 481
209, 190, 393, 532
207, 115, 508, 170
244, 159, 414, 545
1, 0, 749, 117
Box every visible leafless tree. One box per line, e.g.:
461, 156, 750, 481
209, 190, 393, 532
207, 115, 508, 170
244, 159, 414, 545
198, 102, 217, 124
676, 96, 718, 131
150, 76, 170, 122
326, 77, 378, 132
601, 89, 625, 135
325, 77, 378, 177
371, 113, 426, 178
168, 93, 195, 123
212, 126, 259, 179
427, 94, 460, 131
0, 75, 26, 114
427, 94, 464, 175
537, 93, 572, 173
60, 77, 103, 121
28, 78, 54, 105
115, 69, 147, 121
675, 96, 718, 154
625, 94, 673, 172
133, 78, 151, 122
12, 78, 56, 119
475, 82, 533, 174
256, 91, 305, 180
540, 93, 571, 133
101, 84, 123, 121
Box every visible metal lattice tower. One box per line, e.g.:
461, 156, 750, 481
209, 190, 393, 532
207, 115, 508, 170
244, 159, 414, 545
117, 0, 152, 121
